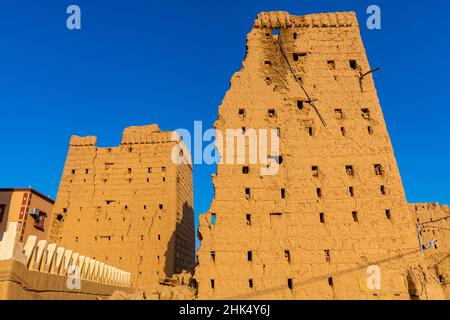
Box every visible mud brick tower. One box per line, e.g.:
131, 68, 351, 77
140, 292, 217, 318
195, 11, 443, 299
48, 124, 195, 288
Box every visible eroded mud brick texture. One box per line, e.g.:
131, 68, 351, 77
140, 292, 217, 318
411, 203, 450, 298
195, 11, 443, 300
48, 125, 195, 288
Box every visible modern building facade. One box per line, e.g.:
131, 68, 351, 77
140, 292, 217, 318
0, 188, 54, 243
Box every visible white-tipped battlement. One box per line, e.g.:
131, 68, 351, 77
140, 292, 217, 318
0, 222, 131, 288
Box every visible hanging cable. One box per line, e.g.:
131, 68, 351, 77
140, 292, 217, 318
277, 30, 327, 127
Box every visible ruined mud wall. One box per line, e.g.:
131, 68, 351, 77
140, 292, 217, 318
195, 11, 443, 300
411, 203, 450, 298
48, 125, 195, 288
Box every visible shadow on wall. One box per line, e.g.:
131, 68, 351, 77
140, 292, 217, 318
0, 194, 12, 242
163, 202, 195, 278
222, 249, 430, 300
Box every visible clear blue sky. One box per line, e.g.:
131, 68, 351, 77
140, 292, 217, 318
1, 1, 449, 227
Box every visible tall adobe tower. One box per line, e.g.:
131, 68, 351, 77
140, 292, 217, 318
195, 12, 443, 299
49, 125, 195, 288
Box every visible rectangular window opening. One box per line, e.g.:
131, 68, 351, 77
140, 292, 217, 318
361, 108, 371, 120
317, 188, 322, 198
297, 100, 304, 110
288, 279, 293, 290
328, 277, 334, 287
385, 210, 391, 221
281, 188, 286, 199
245, 188, 251, 199
320, 213, 325, 224
349, 60, 358, 70
285, 250, 291, 263
268, 109, 276, 117
34, 212, 47, 230
211, 213, 216, 225
312, 166, 319, 177
247, 251, 253, 262
246, 213, 252, 225
352, 211, 359, 223
238, 108, 245, 117
249, 279, 254, 288
374, 164, 383, 176
211, 251, 216, 262
349, 186, 355, 197
211, 279, 215, 289
243, 166, 249, 174
325, 250, 331, 263
345, 165, 354, 176
380, 185, 386, 195
327, 60, 336, 70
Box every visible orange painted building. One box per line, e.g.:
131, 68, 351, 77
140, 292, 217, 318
0, 188, 54, 242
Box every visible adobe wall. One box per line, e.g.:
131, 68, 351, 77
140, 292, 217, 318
410, 203, 450, 298
195, 11, 444, 300
48, 125, 195, 289
0, 259, 130, 300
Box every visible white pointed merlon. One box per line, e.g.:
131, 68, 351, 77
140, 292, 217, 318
30, 240, 47, 271
42, 243, 57, 273
52, 247, 65, 275
60, 250, 73, 276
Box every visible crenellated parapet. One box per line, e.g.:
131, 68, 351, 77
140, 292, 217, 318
253, 11, 357, 29
121, 124, 180, 145
69, 135, 97, 147
0, 222, 131, 288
